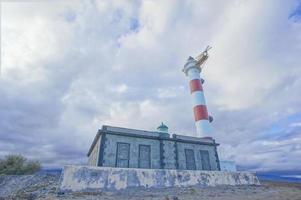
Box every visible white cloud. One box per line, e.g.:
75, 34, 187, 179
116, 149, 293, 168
290, 122, 301, 127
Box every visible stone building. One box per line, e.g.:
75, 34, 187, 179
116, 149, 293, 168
87, 124, 220, 171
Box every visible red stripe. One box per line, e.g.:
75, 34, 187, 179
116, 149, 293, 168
189, 79, 203, 93
193, 105, 209, 121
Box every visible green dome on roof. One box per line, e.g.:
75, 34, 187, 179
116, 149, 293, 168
157, 122, 168, 133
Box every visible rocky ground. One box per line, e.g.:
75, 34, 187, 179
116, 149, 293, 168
0, 173, 301, 200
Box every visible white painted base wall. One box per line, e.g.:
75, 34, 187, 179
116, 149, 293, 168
59, 165, 260, 192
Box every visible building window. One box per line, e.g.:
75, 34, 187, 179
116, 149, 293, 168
138, 145, 151, 168
200, 150, 211, 170
116, 142, 130, 168
185, 149, 196, 170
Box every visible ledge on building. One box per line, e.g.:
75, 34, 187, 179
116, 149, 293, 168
87, 125, 219, 157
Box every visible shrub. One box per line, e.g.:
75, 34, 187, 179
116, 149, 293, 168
0, 154, 41, 175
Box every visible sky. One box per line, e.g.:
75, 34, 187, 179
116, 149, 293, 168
0, 0, 301, 171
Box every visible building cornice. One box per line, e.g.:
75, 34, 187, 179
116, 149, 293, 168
87, 125, 219, 157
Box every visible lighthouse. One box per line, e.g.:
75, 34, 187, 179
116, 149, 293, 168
183, 46, 213, 137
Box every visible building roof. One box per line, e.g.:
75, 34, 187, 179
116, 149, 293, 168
87, 125, 218, 157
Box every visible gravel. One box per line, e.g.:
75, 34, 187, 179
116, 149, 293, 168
0, 173, 60, 199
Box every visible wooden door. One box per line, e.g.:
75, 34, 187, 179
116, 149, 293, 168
185, 149, 196, 170
200, 150, 211, 170
139, 145, 151, 168
116, 143, 130, 168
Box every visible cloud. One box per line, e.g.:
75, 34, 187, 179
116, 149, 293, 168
290, 122, 301, 127
0, 0, 301, 171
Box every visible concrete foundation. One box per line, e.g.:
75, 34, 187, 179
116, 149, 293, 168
59, 165, 260, 192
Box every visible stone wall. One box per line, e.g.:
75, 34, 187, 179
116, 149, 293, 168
176, 142, 218, 170
162, 140, 177, 169
88, 137, 100, 166
59, 165, 260, 192
103, 134, 161, 169
90, 132, 219, 171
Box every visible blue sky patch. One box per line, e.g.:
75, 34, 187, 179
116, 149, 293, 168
130, 18, 140, 32
289, 3, 301, 22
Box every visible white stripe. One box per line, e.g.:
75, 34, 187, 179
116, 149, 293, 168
187, 68, 201, 81
195, 120, 211, 137
192, 91, 206, 106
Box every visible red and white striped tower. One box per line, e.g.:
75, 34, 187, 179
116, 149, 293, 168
183, 47, 212, 137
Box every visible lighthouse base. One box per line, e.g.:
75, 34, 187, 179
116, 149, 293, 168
195, 120, 211, 137
59, 165, 260, 193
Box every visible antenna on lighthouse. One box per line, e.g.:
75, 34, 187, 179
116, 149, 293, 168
195, 45, 212, 69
